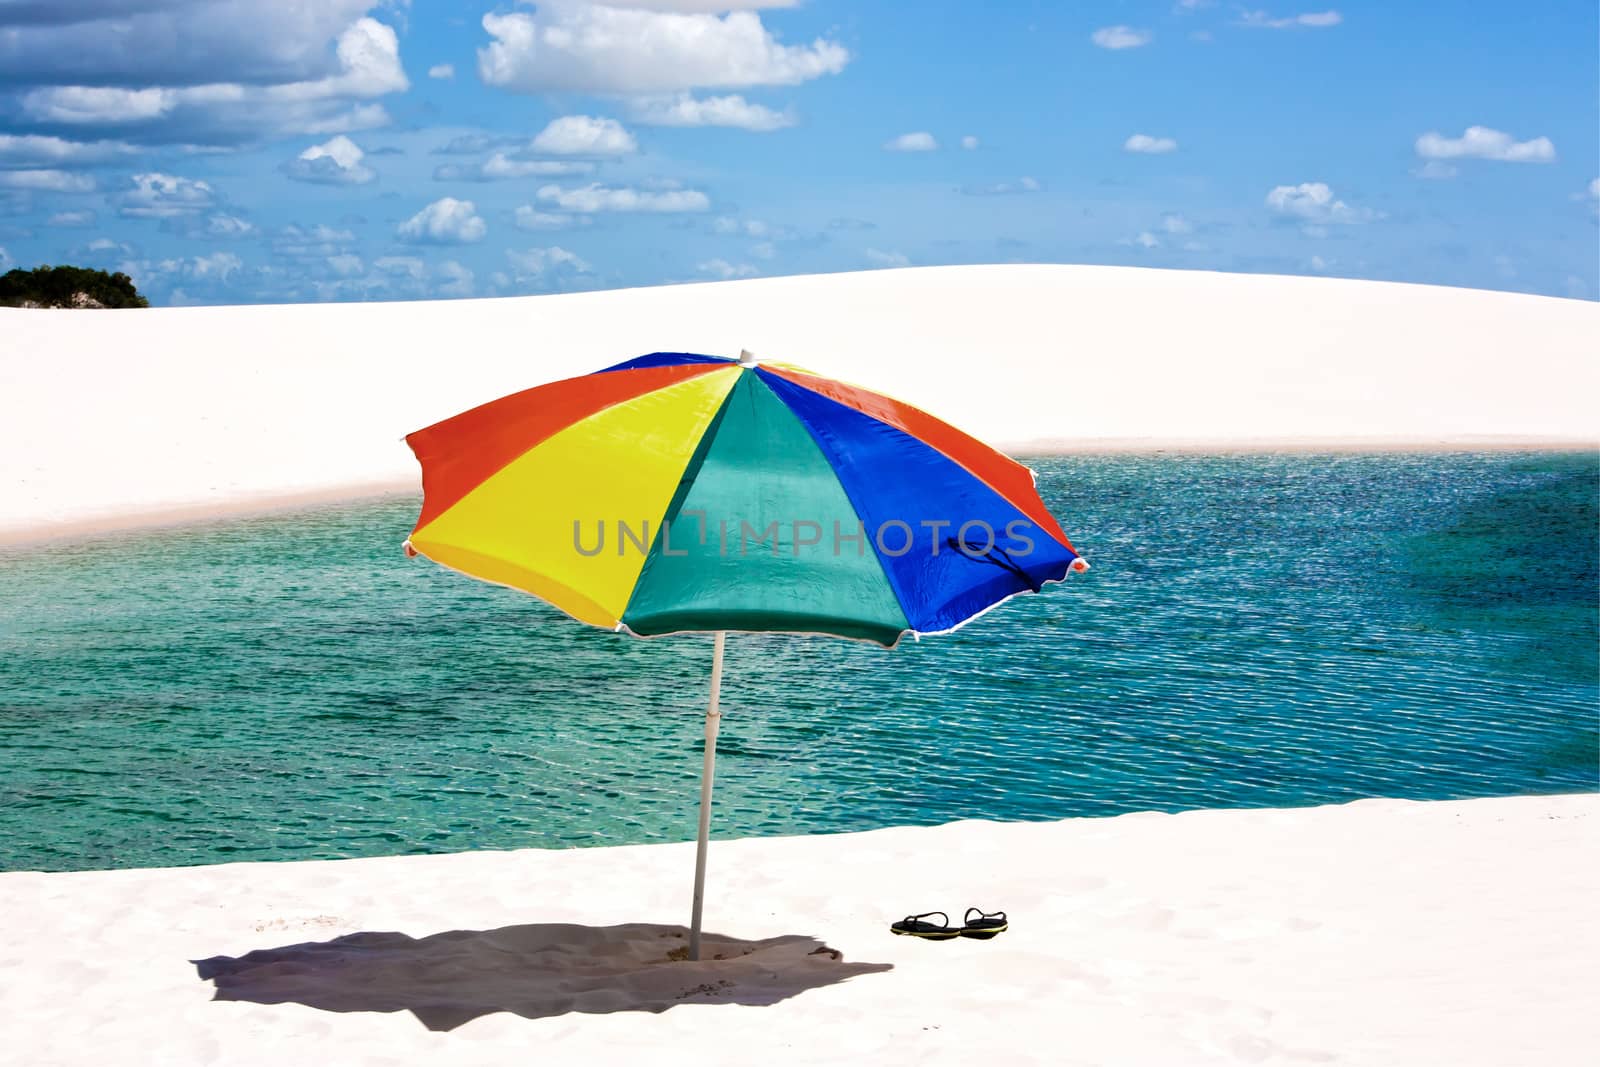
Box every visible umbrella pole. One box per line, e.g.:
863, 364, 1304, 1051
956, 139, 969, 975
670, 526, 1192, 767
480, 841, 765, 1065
688, 630, 726, 962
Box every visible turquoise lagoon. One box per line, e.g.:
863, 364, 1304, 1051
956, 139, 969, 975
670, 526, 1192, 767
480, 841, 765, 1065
1, 452, 1595, 872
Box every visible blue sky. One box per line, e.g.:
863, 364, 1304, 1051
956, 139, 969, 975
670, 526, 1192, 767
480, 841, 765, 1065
0, 0, 1595, 305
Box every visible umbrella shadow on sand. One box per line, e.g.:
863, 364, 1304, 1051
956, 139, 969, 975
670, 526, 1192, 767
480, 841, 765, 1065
194, 922, 892, 1032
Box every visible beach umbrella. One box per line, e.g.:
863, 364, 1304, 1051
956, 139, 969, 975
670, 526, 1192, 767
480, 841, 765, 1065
402, 350, 1087, 958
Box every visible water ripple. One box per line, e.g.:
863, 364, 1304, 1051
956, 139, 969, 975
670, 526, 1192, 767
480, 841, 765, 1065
0, 451, 1596, 872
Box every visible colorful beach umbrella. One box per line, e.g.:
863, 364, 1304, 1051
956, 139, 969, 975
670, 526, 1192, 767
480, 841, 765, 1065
403, 350, 1087, 957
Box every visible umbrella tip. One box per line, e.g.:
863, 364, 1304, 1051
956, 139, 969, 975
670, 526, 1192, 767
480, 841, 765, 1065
738, 349, 760, 366
1071, 557, 1090, 573
403, 540, 418, 558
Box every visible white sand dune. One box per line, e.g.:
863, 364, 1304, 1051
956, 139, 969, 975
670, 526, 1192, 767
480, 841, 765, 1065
3, 265, 1596, 543
1, 794, 1594, 1065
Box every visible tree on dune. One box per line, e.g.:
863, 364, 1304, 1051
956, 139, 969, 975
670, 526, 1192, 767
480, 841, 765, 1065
0, 265, 149, 309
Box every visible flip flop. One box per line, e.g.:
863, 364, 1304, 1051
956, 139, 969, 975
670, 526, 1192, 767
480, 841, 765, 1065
890, 911, 960, 940
959, 908, 1008, 939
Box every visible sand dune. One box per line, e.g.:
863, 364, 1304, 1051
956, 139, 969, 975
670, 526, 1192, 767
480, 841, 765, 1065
1, 794, 1595, 1065
3, 265, 1596, 543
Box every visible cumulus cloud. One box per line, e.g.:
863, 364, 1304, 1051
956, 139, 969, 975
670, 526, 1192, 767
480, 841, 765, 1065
1265, 182, 1378, 225
119, 172, 216, 216
428, 63, 455, 80
514, 206, 595, 230
283, 135, 377, 185
478, 4, 848, 94
535, 183, 710, 213
0, 169, 96, 192
865, 248, 909, 268
1125, 133, 1177, 154
960, 177, 1042, 196
884, 131, 937, 152
1091, 26, 1151, 49
397, 197, 487, 243
1415, 126, 1556, 164
11, 14, 408, 146
960, 135, 979, 150
1236, 9, 1342, 28
530, 116, 638, 156
628, 93, 793, 131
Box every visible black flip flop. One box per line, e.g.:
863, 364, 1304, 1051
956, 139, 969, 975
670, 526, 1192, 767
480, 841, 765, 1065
959, 908, 1008, 939
890, 911, 960, 940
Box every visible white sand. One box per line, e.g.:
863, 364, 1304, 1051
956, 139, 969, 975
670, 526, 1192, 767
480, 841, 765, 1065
3, 265, 1597, 543
1, 794, 1594, 1065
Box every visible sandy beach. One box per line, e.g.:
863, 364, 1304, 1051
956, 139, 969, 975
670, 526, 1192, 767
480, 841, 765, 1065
0, 794, 1594, 1066
4, 266, 1597, 1064
3, 265, 1596, 545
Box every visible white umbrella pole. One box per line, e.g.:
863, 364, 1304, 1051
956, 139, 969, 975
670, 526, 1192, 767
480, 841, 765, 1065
688, 631, 726, 962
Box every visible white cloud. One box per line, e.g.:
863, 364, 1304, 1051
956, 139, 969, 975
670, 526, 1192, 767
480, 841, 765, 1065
697, 258, 759, 279
749, 241, 776, 260
507, 245, 593, 278
1414, 161, 1458, 180
13, 16, 408, 146
397, 197, 487, 243
0, 169, 96, 192
1125, 133, 1177, 154
434, 156, 593, 182
1237, 9, 1343, 29
1133, 231, 1160, 249
188, 251, 244, 281
428, 63, 455, 80
712, 216, 769, 237
478, 5, 848, 94
119, 172, 216, 217
435, 260, 475, 298
0, 134, 138, 166
1265, 182, 1379, 225
1415, 126, 1556, 164
1091, 26, 1151, 49
1588, 178, 1600, 200
0, 247, 10, 271
327, 253, 365, 276
374, 256, 426, 281
960, 177, 1042, 196
1161, 213, 1193, 234
514, 206, 595, 230
628, 93, 793, 131
48, 210, 98, 228
960, 135, 979, 150
200, 214, 257, 239
535, 183, 710, 213
284, 134, 377, 184
273, 223, 357, 259
865, 248, 909, 268
531, 116, 638, 156
884, 131, 937, 152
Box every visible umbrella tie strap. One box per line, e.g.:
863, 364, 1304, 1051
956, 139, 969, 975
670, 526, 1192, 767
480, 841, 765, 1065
945, 538, 1043, 593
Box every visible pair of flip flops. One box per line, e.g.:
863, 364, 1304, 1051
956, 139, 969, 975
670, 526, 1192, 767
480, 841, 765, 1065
891, 908, 1008, 941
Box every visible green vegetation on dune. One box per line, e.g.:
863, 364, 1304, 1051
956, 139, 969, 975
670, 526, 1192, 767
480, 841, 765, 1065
0, 265, 148, 309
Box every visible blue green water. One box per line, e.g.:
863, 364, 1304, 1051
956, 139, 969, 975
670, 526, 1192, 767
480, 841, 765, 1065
1, 452, 1595, 873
